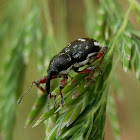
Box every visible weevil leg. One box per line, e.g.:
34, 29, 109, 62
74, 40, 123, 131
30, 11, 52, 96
68, 74, 73, 80
73, 47, 107, 86
73, 67, 96, 86
17, 76, 57, 104
73, 67, 95, 74
59, 75, 68, 107
91, 47, 108, 66
86, 46, 108, 79
34, 76, 57, 99
68, 74, 75, 84
73, 67, 102, 75
96, 67, 103, 75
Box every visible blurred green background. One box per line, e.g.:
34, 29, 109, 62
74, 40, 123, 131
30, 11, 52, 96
0, 0, 140, 140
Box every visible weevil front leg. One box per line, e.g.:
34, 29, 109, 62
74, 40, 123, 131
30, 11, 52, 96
34, 76, 57, 99
59, 75, 68, 107
17, 76, 58, 104
34, 76, 47, 95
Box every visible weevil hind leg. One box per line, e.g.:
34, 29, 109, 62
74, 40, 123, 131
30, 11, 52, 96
72, 51, 107, 87
87, 47, 107, 78
74, 47, 107, 78
73, 66, 95, 74
74, 67, 97, 86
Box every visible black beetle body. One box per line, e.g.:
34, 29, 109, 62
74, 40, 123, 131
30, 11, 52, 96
46, 38, 101, 94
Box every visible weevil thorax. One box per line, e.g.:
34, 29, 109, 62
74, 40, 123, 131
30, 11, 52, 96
47, 52, 73, 76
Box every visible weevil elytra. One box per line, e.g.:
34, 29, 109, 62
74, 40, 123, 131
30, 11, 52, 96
17, 38, 108, 106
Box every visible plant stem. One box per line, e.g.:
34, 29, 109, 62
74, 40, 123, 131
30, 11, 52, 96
128, 0, 140, 11
108, 5, 132, 57
42, 0, 54, 38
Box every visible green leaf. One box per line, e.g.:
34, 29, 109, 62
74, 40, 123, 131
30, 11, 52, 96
32, 106, 57, 127
61, 108, 74, 129
122, 32, 132, 72
107, 93, 120, 140
56, 114, 66, 138
44, 123, 59, 140
57, 123, 83, 140
70, 132, 84, 140
84, 0, 96, 37
45, 115, 58, 137
84, 113, 94, 140
67, 102, 83, 126
70, 116, 91, 140
25, 94, 47, 127
111, 70, 123, 99
94, 4, 106, 41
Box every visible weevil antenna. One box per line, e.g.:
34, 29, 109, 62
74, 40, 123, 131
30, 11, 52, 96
17, 81, 36, 104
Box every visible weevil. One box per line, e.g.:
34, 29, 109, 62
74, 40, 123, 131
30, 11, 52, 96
17, 38, 108, 106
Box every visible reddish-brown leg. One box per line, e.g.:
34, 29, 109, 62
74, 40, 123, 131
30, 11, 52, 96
33, 76, 47, 94
73, 47, 107, 84
87, 47, 107, 79
34, 76, 57, 98
73, 67, 96, 84
17, 76, 58, 104
91, 47, 108, 65
59, 76, 68, 107
77, 67, 95, 74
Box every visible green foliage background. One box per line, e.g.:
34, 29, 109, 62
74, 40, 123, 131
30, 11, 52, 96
0, 0, 140, 140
